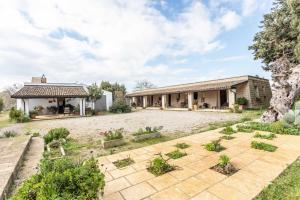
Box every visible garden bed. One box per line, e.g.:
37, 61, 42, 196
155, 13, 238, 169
132, 132, 161, 142
102, 138, 125, 149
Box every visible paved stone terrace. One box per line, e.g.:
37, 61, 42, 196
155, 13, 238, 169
0, 136, 31, 200
98, 129, 300, 200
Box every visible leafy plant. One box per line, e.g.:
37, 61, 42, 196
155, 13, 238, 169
239, 122, 300, 135
0, 98, 3, 112
11, 157, 105, 200
44, 128, 70, 144
236, 124, 254, 133
165, 149, 187, 159
254, 132, 276, 140
219, 155, 230, 168
9, 107, 30, 123
251, 141, 278, 152
113, 157, 134, 168
283, 109, 300, 127
133, 126, 163, 136
104, 128, 124, 141
147, 153, 175, 176
236, 97, 249, 105
175, 143, 190, 149
109, 99, 131, 113
47, 106, 58, 114
220, 126, 236, 134
3, 130, 17, 138
204, 139, 224, 152
32, 132, 40, 137
29, 110, 38, 118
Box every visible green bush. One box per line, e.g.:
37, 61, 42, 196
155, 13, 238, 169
44, 128, 70, 144
251, 141, 278, 152
104, 128, 124, 141
229, 104, 242, 113
2, 130, 17, 138
175, 143, 190, 149
220, 126, 236, 135
113, 157, 134, 168
219, 155, 230, 168
9, 107, 30, 123
147, 154, 175, 176
133, 126, 163, 136
29, 110, 38, 119
11, 157, 105, 200
109, 100, 131, 113
236, 124, 254, 133
0, 98, 3, 112
165, 149, 187, 159
236, 97, 249, 105
242, 122, 300, 135
254, 132, 276, 140
32, 132, 40, 137
204, 139, 224, 152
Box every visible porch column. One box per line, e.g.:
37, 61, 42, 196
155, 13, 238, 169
228, 89, 236, 108
143, 96, 148, 108
161, 94, 167, 109
188, 92, 193, 110
80, 98, 86, 116
132, 97, 137, 105
23, 99, 29, 116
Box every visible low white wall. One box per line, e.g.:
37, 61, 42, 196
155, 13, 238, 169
28, 99, 57, 114
103, 90, 112, 111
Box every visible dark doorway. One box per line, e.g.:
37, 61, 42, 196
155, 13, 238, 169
220, 90, 227, 107
168, 94, 171, 106
57, 98, 65, 114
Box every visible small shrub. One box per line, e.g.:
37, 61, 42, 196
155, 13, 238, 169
32, 132, 40, 137
0, 98, 3, 112
175, 143, 190, 149
236, 124, 253, 133
220, 126, 236, 134
254, 132, 276, 140
165, 149, 187, 159
236, 97, 248, 105
104, 128, 124, 141
3, 130, 17, 138
269, 121, 285, 134
113, 157, 134, 168
219, 155, 230, 168
133, 126, 163, 136
229, 104, 242, 113
47, 106, 58, 114
211, 154, 238, 176
44, 128, 70, 144
204, 139, 224, 152
109, 99, 131, 113
147, 153, 175, 176
282, 109, 300, 127
29, 110, 38, 118
251, 141, 278, 152
9, 107, 30, 123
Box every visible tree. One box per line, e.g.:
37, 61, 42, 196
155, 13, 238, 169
249, 0, 300, 122
100, 81, 126, 100
87, 83, 103, 110
134, 80, 156, 91
0, 98, 3, 112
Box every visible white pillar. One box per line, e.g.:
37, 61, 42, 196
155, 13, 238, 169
188, 92, 193, 110
80, 98, 86, 116
143, 96, 147, 108
132, 97, 137, 105
21, 99, 30, 116
161, 94, 167, 109
228, 89, 236, 108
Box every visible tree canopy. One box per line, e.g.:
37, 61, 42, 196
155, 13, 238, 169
249, 0, 300, 70
134, 80, 156, 91
87, 83, 103, 102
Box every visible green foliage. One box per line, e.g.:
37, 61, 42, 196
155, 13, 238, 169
249, 0, 300, 67
133, 126, 163, 136
236, 124, 254, 133
236, 97, 249, 105
88, 83, 103, 103
229, 104, 242, 113
100, 81, 126, 100
204, 139, 224, 152
47, 106, 58, 114
175, 143, 190, 149
220, 126, 236, 135
32, 132, 40, 137
147, 154, 175, 176
44, 128, 70, 144
254, 158, 300, 200
0, 98, 3, 112
219, 155, 230, 168
29, 110, 38, 119
244, 121, 300, 135
11, 157, 105, 200
2, 130, 17, 138
283, 109, 300, 127
109, 99, 131, 113
165, 149, 187, 159
9, 107, 30, 123
254, 132, 276, 140
113, 157, 134, 168
251, 141, 278, 152
104, 128, 124, 141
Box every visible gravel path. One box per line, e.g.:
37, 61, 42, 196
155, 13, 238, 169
24, 110, 240, 139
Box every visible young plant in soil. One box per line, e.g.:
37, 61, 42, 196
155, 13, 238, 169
113, 157, 135, 168
204, 139, 225, 152
165, 149, 187, 159
147, 153, 175, 176
220, 126, 236, 140
175, 143, 190, 149
251, 141, 278, 152
103, 128, 124, 141
211, 154, 238, 176
236, 124, 254, 133
254, 132, 276, 140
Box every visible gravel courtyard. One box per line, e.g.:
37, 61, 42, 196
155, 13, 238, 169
24, 110, 240, 138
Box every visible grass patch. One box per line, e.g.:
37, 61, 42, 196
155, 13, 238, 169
0, 111, 13, 128
236, 124, 254, 133
254, 158, 300, 200
220, 135, 235, 140
147, 154, 175, 176
175, 143, 190, 149
220, 126, 236, 134
251, 141, 278, 152
254, 132, 276, 140
113, 157, 135, 168
165, 149, 187, 159
204, 139, 225, 152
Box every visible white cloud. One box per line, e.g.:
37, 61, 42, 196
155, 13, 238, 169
0, 0, 247, 91
242, 0, 273, 17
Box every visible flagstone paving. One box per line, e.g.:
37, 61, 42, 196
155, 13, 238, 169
98, 129, 300, 200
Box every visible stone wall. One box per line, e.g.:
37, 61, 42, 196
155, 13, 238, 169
248, 78, 272, 108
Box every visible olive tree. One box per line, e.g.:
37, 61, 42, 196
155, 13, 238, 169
87, 83, 103, 110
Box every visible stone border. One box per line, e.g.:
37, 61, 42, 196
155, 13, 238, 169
132, 132, 161, 142
102, 138, 125, 149
0, 136, 32, 200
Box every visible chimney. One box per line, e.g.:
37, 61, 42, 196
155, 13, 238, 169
31, 75, 47, 83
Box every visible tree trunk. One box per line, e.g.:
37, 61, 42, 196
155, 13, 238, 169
261, 57, 300, 122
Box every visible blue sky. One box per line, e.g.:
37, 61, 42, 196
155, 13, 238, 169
0, 0, 273, 91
